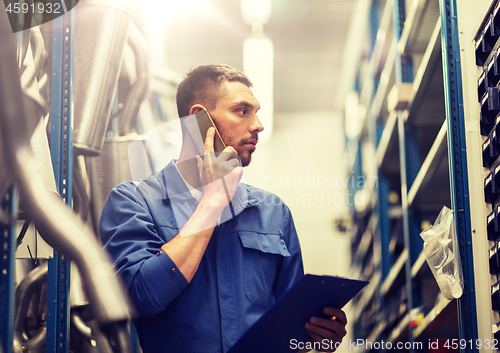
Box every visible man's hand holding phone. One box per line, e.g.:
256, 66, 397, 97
165, 130, 242, 278
196, 127, 243, 211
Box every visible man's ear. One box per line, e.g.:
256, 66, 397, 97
189, 104, 206, 116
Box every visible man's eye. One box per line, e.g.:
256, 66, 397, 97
237, 110, 247, 115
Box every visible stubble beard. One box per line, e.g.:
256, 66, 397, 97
240, 150, 254, 167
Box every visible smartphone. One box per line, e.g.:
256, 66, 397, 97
183, 109, 226, 157
184, 109, 237, 217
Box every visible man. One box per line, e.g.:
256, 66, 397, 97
100, 64, 347, 353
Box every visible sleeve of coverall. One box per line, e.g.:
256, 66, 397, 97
100, 183, 188, 317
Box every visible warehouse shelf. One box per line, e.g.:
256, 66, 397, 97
404, 20, 442, 122
363, 321, 387, 352
352, 222, 376, 267
351, 210, 374, 252
399, 0, 437, 55
380, 249, 408, 297
407, 121, 448, 208
388, 205, 403, 219
360, 0, 396, 113
376, 111, 398, 167
352, 230, 373, 266
387, 313, 410, 344
411, 251, 427, 278
349, 264, 363, 282
387, 216, 405, 260
352, 272, 382, 321
412, 297, 458, 339
368, 39, 397, 127
403, 23, 447, 189
378, 135, 401, 198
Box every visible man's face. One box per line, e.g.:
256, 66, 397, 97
208, 81, 264, 167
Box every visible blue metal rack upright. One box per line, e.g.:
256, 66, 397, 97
0, 187, 18, 353
439, 0, 479, 349
392, 0, 422, 349
46, 5, 75, 353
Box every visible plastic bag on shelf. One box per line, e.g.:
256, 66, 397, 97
420, 206, 464, 300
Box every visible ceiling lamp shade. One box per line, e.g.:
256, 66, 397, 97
243, 37, 274, 142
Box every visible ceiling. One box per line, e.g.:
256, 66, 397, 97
160, 0, 360, 116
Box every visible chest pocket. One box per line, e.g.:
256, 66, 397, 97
237, 231, 290, 308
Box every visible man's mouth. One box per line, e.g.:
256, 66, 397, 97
243, 139, 258, 150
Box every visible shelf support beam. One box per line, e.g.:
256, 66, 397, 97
46, 5, 75, 353
393, 0, 422, 350
0, 187, 18, 353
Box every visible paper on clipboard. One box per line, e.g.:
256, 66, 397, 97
227, 274, 368, 353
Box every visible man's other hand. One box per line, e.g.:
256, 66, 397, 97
304, 307, 347, 352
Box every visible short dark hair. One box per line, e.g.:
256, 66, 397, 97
176, 64, 253, 119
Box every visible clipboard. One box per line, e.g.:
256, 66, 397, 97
227, 274, 368, 353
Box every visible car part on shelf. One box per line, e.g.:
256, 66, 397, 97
72, 2, 131, 156
13, 262, 48, 353
87, 23, 151, 232
73, 155, 91, 223
117, 24, 149, 136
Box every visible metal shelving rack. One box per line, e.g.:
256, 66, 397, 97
347, 0, 500, 351
345, 0, 479, 350
0, 4, 75, 353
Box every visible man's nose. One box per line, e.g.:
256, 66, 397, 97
251, 115, 264, 133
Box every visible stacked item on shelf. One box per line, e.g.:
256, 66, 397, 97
475, 1, 500, 340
